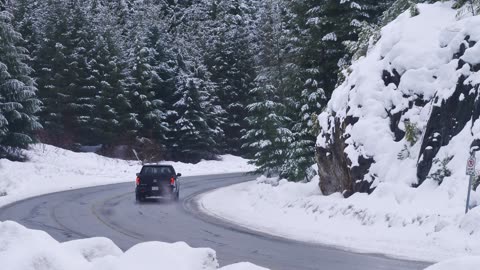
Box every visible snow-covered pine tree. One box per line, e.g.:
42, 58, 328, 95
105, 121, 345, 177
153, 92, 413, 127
34, 0, 67, 141
168, 52, 220, 163
10, 0, 41, 58
62, 1, 98, 145
0, 3, 42, 160
343, 0, 393, 61
242, 0, 294, 176
85, 2, 133, 145
454, 0, 480, 17
203, 0, 257, 155
143, 25, 178, 146
157, 0, 225, 160
33, 0, 97, 146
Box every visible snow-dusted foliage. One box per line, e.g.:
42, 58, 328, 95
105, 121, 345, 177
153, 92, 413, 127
316, 2, 480, 196
0, 5, 41, 160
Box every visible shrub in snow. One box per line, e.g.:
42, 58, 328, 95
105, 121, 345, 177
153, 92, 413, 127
427, 155, 453, 185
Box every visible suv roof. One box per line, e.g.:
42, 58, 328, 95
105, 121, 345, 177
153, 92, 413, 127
142, 164, 174, 167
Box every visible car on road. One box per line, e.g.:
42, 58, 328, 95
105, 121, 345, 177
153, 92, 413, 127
135, 164, 181, 202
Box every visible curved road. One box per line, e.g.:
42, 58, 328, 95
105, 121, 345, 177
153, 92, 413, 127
0, 173, 430, 270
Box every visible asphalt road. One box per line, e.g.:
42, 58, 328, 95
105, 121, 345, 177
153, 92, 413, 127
0, 173, 431, 270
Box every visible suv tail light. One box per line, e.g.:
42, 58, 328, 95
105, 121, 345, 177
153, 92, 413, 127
136, 177, 141, 185
170, 177, 175, 185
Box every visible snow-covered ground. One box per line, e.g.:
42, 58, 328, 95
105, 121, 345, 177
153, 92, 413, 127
200, 176, 480, 263
0, 144, 262, 269
0, 220, 266, 270
0, 143, 256, 207
200, 3, 480, 267
426, 256, 480, 270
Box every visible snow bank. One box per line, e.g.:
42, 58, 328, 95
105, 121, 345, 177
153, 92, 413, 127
0, 220, 265, 270
0, 144, 255, 207
425, 256, 480, 270
200, 176, 480, 262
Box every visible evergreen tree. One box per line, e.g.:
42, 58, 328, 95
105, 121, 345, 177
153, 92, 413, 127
203, 0, 257, 154
33, 0, 100, 146
124, 23, 178, 151
10, 0, 41, 57
169, 53, 219, 163
243, 0, 294, 176
0, 5, 42, 160
453, 0, 480, 17
34, 0, 69, 143
89, 29, 133, 145
63, 2, 98, 144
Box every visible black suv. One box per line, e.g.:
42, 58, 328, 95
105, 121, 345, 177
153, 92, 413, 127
135, 165, 181, 202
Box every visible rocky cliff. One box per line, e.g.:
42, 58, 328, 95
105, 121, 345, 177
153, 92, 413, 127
316, 3, 480, 197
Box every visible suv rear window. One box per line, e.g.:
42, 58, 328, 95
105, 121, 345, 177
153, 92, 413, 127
141, 166, 175, 175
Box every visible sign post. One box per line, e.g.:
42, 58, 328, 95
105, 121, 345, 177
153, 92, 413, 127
466, 153, 476, 214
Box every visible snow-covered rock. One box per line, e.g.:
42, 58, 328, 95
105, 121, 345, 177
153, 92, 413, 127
0, 221, 266, 270
316, 2, 480, 196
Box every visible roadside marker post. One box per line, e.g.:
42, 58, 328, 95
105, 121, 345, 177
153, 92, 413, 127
465, 153, 476, 214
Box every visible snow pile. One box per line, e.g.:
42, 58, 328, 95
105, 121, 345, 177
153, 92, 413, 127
426, 256, 480, 270
0, 221, 266, 270
0, 144, 255, 207
201, 176, 480, 261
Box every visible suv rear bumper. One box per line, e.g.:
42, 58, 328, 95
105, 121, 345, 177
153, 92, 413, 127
136, 185, 176, 197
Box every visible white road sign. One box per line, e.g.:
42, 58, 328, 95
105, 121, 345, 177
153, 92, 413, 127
466, 155, 476, 176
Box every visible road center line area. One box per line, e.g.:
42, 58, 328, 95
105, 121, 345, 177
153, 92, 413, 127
0, 173, 430, 270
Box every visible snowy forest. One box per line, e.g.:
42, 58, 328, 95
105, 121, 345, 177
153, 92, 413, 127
1, 0, 480, 181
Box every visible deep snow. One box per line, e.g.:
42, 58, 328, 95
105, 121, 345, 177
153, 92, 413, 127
200, 2, 480, 267
0, 221, 267, 270
0, 143, 256, 207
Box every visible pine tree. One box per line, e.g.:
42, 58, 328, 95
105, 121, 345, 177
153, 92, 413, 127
168, 53, 220, 163
242, 0, 294, 176
203, 0, 257, 155
89, 28, 132, 145
63, 2, 98, 145
10, 0, 41, 57
0, 5, 42, 160
454, 0, 480, 17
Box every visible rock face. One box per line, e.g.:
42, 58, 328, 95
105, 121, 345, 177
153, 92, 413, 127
316, 3, 480, 197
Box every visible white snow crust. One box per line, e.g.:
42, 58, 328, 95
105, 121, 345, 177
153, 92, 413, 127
0, 221, 266, 270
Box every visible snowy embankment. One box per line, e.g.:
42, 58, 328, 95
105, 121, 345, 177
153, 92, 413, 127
0, 221, 266, 270
200, 2, 480, 267
200, 176, 480, 262
0, 144, 255, 207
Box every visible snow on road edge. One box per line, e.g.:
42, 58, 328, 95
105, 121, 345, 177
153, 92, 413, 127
0, 220, 268, 270
198, 176, 480, 265
0, 144, 256, 207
